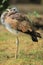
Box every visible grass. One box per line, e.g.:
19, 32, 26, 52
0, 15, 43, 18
0, 25, 43, 65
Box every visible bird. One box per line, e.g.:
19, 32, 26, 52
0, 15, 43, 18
1, 7, 42, 41
1, 7, 43, 58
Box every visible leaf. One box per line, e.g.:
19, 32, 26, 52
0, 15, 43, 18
2, 0, 7, 4
33, 11, 39, 17
0, 5, 3, 8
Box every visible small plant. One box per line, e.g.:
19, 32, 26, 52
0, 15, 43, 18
28, 11, 40, 17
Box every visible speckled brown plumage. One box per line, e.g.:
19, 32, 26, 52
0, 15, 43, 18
4, 11, 32, 32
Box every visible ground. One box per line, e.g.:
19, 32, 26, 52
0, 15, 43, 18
0, 25, 43, 65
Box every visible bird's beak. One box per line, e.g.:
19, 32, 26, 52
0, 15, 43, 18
6, 9, 10, 12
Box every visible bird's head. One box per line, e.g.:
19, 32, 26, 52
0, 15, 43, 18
11, 7, 19, 13
6, 7, 19, 13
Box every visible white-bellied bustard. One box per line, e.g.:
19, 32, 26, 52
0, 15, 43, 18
1, 7, 42, 58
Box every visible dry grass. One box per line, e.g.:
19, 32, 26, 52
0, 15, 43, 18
0, 25, 43, 65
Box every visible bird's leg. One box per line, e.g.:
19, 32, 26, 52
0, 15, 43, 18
15, 36, 19, 59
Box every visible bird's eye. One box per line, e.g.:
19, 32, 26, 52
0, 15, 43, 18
13, 9, 16, 11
